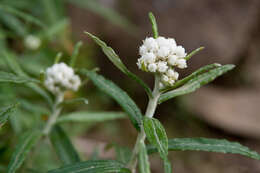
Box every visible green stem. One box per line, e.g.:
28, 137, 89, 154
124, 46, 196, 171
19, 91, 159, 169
43, 93, 64, 135
129, 75, 161, 172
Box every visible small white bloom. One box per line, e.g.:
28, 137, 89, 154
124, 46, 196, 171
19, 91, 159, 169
166, 69, 175, 77
143, 37, 158, 51
162, 75, 169, 82
174, 46, 186, 58
157, 61, 168, 73
156, 37, 169, 47
139, 45, 148, 55
176, 59, 187, 69
44, 63, 81, 94
24, 35, 41, 50
148, 63, 157, 72
157, 46, 170, 58
142, 52, 156, 64
168, 55, 178, 66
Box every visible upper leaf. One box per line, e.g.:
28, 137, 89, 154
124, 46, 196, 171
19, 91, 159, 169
57, 111, 126, 123
0, 103, 18, 127
143, 117, 168, 159
147, 138, 260, 160
0, 71, 39, 83
80, 69, 143, 131
148, 12, 158, 38
47, 160, 131, 173
159, 64, 235, 103
50, 125, 80, 165
161, 63, 221, 92
7, 130, 42, 173
84, 32, 153, 98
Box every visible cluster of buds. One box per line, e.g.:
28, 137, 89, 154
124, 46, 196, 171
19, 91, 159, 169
44, 63, 81, 94
137, 36, 187, 86
24, 35, 41, 50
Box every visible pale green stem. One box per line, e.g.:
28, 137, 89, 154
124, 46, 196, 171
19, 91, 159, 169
129, 75, 161, 172
43, 93, 64, 135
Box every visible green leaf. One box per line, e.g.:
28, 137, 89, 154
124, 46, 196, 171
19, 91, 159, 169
0, 103, 18, 127
47, 160, 131, 173
57, 111, 126, 124
184, 47, 204, 61
2, 51, 53, 106
143, 117, 168, 159
70, 41, 83, 67
138, 141, 151, 173
148, 12, 158, 38
163, 159, 172, 173
0, 4, 46, 28
0, 11, 27, 37
147, 138, 260, 160
7, 130, 42, 173
80, 69, 142, 131
0, 71, 39, 83
50, 125, 80, 165
161, 63, 222, 92
84, 32, 153, 98
159, 64, 235, 103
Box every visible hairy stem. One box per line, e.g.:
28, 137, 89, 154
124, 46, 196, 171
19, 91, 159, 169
129, 75, 161, 172
43, 93, 64, 135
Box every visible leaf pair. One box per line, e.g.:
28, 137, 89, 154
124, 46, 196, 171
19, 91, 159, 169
159, 64, 235, 103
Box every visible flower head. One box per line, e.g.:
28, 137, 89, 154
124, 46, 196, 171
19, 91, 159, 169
137, 36, 188, 86
44, 63, 81, 94
24, 35, 41, 50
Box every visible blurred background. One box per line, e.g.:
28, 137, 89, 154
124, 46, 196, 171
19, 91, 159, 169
1, 0, 260, 172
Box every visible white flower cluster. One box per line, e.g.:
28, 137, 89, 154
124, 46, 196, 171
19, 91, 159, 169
137, 37, 187, 86
44, 63, 81, 94
24, 35, 41, 50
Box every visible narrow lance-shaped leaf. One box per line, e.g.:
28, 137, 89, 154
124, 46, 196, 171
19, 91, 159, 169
161, 63, 221, 92
143, 117, 168, 159
147, 138, 260, 160
138, 141, 151, 173
159, 64, 235, 104
69, 41, 83, 67
184, 47, 204, 61
84, 32, 153, 98
50, 125, 80, 165
0, 4, 46, 28
57, 111, 126, 124
114, 145, 132, 164
48, 160, 131, 173
148, 12, 158, 38
7, 130, 42, 173
80, 69, 142, 131
0, 103, 18, 127
2, 51, 53, 106
0, 71, 40, 83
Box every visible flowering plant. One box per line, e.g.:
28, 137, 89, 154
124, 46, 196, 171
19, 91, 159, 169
1, 12, 260, 173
